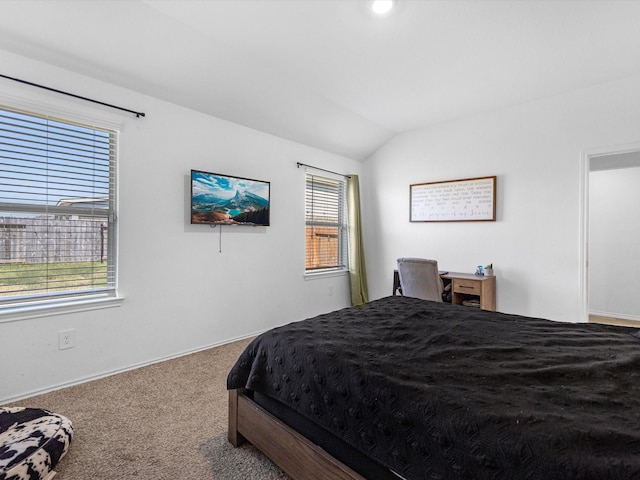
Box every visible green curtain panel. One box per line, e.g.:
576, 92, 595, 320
347, 174, 369, 306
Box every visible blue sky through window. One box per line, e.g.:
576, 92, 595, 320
0, 108, 111, 208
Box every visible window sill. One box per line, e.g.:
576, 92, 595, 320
0, 296, 124, 324
304, 269, 349, 280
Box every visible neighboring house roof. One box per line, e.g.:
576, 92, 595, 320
56, 197, 109, 208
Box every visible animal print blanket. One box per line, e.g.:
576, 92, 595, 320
0, 407, 73, 480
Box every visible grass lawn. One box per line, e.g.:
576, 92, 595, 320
0, 261, 108, 296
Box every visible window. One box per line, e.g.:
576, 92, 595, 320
305, 173, 347, 273
0, 105, 117, 307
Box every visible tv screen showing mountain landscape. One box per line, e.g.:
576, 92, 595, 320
191, 170, 270, 226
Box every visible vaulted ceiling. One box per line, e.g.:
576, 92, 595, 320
2, 1, 640, 160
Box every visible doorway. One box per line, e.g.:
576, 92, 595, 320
582, 146, 640, 326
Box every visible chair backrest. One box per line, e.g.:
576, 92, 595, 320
397, 258, 443, 302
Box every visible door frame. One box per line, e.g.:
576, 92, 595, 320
580, 141, 640, 323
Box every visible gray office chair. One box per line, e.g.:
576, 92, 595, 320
397, 258, 444, 302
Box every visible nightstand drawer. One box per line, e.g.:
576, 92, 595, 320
452, 279, 481, 295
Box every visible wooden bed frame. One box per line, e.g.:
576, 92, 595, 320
228, 389, 367, 480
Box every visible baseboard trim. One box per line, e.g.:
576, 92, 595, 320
589, 310, 640, 322
1, 330, 266, 405
589, 313, 640, 328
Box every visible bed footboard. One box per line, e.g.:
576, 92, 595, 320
228, 389, 365, 480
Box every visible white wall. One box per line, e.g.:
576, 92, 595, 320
361, 73, 640, 322
589, 166, 640, 319
0, 50, 359, 403
5, 50, 640, 404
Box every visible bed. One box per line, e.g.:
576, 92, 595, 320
227, 295, 640, 479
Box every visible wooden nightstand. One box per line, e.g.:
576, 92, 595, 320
442, 272, 496, 311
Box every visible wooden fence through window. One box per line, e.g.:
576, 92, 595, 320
0, 216, 108, 264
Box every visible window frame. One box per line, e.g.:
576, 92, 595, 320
0, 103, 121, 319
304, 172, 348, 275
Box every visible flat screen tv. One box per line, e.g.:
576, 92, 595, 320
191, 169, 270, 226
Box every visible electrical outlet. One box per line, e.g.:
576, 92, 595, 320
59, 329, 75, 350
328, 284, 334, 296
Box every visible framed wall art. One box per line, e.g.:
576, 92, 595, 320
410, 176, 496, 222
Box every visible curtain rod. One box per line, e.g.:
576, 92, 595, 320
296, 162, 351, 179
0, 73, 146, 118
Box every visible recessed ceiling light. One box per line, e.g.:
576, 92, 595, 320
371, 0, 394, 16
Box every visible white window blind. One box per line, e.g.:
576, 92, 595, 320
305, 173, 347, 272
0, 105, 117, 306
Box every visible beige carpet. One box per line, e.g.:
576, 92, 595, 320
7, 338, 290, 480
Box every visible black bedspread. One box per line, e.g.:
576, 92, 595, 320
227, 296, 640, 479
